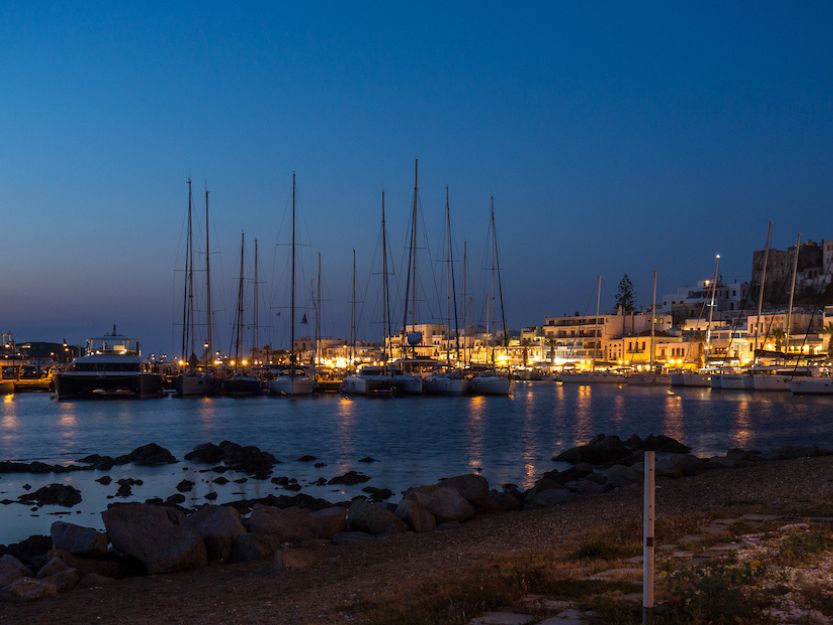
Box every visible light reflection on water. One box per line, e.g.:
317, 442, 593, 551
0, 385, 832, 543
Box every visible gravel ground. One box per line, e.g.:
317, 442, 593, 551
2, 456, 832, 625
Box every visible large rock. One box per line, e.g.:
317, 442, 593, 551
407, 485, 475, 523
102, 503, 207, 574
553, 435, 631, 465
248, 506, 317, 547
115, 443, 177, 466
524, 489, 576, 508
189, 505, 247, 562
346, 500, 407, 535
47, 549, 123, 579
328, 471, 370, 485
43, 568, 79, 592
481, 490, 521, 513
19, 484, 82, 507
640, 435, 691, 454
185, 441, 279, 475
439, 474, 490, 506
0, 577, 57, 602
36, 557, 69, 579
310, 507, 347, 538
0, 554, 28, 587
229, 534, 273, 562
772, 445, 826, 460
78, 572, 115, 588
605, 464, 642, 488
50, 522, 108, 557
395, 497, 436, 532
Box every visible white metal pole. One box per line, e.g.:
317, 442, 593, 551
643, 450, 656, 625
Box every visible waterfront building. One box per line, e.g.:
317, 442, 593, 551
660, 278, 746, 325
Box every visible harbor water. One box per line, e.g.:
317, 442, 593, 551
2, 382, 833, 544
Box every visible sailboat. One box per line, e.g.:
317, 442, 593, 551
425, 187, 468, 395
626, 270, 669, 385
561, 277, 624, 384
468, 197, 515, 396
223, 232, 262, 397
270, 172, 315, 396
176, 180, 218, 396
389, 159, 426, 395
670, 254, 721, 387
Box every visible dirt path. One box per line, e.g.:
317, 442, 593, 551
2, 456, 832, 625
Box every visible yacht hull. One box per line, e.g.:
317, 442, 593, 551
717, 374, 752, 390
269, 376, 315, 396
390, 375, 422, 395
625, 373, 670, 386
751, 375, 792, 392
423, 375, 468, 396
54, 372, 163, 400
790, 378, 833, 395
0, 381, 14, 394
175, 372, 218, 397
223, 376, 263, 397
468, 376, 514, 396
560, 373, 624, 384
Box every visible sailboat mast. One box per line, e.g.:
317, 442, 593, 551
400, 159, 419, 357
753, 221, 772, 357
649, 270, 657, 369
593, 275, 602, 367
445, 187, 452, 368
315, 252, 321, 368
187, 179, 195, 362
705, 254, 721, 356
462, 239, 468, 366
204, 187, 213, 364
235, 232, 245, 370
447, 188, 461, 365
181, 178, 192, 364
350, 248, 357, 367
290, 172, 297, 378
410, 159, 418, 331
785, 233, 801, 357
381, 192, 392, 366
253, 238, 259, 356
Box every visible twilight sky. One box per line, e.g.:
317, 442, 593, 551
1, 1, 832, 354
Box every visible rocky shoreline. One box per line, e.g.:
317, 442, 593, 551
1, 434, 831, 604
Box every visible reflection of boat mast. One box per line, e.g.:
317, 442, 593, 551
785, 233, 801, 358
705, 254, 720, 358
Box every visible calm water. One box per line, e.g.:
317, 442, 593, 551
1, 382, 832, 543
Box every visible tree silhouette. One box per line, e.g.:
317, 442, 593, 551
615, 274, 636, 312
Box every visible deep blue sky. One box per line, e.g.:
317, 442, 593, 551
2, 1, 832, 354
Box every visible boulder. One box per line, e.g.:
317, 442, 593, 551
640, 435, 691, 454
229, 533, 272, 562
346, 500, 407, 535
395, 497, 436, 532
185, 441, 279, 475
407, 485, 475, 523
439, 474, 490, 506
78, 573, 115, 588
95, 476, 112, 485
248, 506, 317, 546
184, 443, 225, 464
0, 577, 57, 602
166, 494, 186, 505
605, 464, 642, 488
331, 531, 375, 545
36, 557, 69, 579
189, 505, 246, 562
524, 489, 576, 508
2, 535, 52, 569
115, 443, 177, 466
50, 522, 108, 557
47, 549, 123, 579
573, 479, 607, 495
358, 456, 376, 463
328, 471, 371, 485
43, 568, 79, 592
361, 486, 393, 501
772, 445, 825, 460
0, 554, 28, 587
553, 435, 632, 465
19, 484, 82, 507
102, 503, 207, 574
481, 490, 521, 512
310, 507, 347, 538
176, 480, 194, 492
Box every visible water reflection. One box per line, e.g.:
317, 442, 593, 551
466, 396, 485, 471
731, 397, 752, 448
663, 394, 684, 442
613, 394, 625, 423
335, 398, 356, 472
574, 385, 592, 445
197, 397, 219, 432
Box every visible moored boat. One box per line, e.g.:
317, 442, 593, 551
54, 330, 163, 400
560, 371, 624, 384
424, 371, 469, 395
790, 376, 833, 395
468, 372, 514, 396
